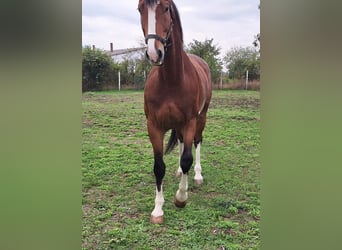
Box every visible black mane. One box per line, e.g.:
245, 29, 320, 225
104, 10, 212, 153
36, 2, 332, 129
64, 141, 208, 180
170, 1, 183, 44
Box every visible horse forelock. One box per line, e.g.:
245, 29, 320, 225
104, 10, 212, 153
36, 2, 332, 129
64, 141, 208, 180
145, 0, 158, 7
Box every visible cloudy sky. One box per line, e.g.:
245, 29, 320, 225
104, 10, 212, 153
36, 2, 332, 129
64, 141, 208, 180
82, 0, 260, 58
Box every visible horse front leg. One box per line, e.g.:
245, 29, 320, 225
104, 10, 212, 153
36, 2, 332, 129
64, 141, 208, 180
151, 152, 165, 224
147, 121, 166, 224
194, 115, 206, 185
174, 120, 195, 208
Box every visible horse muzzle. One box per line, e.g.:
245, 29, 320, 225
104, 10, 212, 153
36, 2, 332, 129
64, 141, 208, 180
146, 47, 164, 66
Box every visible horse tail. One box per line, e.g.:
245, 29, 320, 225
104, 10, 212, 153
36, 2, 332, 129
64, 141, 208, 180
165, 129, 178, 154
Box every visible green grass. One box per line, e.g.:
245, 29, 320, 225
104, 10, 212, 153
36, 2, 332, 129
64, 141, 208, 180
82, 90, 260, 249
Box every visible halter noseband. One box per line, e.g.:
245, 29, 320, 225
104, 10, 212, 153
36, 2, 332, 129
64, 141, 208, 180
145, 19, 173, 49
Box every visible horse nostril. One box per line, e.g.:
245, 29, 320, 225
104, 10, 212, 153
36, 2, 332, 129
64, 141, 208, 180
146, 48, 163, 65
157, 49, 163, 59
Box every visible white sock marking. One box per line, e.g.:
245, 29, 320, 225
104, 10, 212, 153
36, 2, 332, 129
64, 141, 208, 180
176, 174, 188, 202
194, 143, 203, 182
151, 186, 164, 217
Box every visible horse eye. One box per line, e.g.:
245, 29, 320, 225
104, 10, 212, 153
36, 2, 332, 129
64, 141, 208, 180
164, 7, 169, 13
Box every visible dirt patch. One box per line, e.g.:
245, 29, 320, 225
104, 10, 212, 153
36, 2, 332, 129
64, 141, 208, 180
210, 96, 260, 110
82, 118, 94, 127
228, 115, 259, 121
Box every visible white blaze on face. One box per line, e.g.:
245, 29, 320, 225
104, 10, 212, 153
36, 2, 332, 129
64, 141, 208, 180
147, 4, 158, 62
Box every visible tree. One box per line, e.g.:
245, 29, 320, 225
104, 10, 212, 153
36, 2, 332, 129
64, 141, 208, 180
134, 56, 151, 87
117, 56, 135, 86
223, 46, 260, 81
82, 46, 116, 91
186, 38, 222, 83
253, 4, 260, 51
114, 49, 152, 88
132, 45, 152, 87
253, 33, 260, 51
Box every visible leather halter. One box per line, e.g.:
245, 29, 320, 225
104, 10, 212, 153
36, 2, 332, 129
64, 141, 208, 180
145, 19, 173, 49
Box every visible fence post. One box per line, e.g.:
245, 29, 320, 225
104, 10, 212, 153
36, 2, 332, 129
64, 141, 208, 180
118, 71, 121, 91
245, 70, 249, 90
220, 71, 223, 90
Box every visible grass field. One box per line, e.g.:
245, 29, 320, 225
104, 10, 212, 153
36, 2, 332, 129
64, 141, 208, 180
82, 90, 260, 250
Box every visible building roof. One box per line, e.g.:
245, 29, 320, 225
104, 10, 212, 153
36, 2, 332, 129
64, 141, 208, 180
106, 47, 146, 56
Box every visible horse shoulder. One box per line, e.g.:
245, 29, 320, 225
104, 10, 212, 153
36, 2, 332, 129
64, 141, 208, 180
185, 54, 212, 114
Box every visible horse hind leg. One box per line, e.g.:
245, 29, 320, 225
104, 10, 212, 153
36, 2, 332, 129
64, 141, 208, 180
193, 116, 207, 185
194, 140, 203, 185
176, 139, 184, 177
177, 136, 203, 184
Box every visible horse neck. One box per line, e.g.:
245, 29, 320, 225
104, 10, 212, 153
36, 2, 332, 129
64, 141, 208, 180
159, 29, 185, 84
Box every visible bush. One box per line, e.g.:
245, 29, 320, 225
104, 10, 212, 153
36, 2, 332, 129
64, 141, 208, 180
224, 46, 260, 81
82, 46, 117, 91
186, 38, 223, 83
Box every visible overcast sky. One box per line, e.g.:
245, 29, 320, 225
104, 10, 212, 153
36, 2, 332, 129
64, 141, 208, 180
82, 0, 260, 58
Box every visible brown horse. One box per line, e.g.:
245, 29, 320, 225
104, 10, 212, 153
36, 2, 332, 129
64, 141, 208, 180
138, 0, 212, 224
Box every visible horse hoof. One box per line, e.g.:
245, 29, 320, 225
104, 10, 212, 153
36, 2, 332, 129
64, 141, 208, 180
194, 178, 203, 185
174, 197, 187, 208
176, 171, 182, 177
150, 215, 164, 224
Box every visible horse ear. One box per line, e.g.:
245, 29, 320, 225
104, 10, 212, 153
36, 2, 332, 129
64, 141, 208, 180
170, 1, 176, 18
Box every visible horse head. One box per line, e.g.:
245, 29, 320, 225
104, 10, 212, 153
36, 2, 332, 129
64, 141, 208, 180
138, 0, 173, 66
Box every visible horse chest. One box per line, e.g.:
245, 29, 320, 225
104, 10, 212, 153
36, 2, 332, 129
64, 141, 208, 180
148, 99, 191, 128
